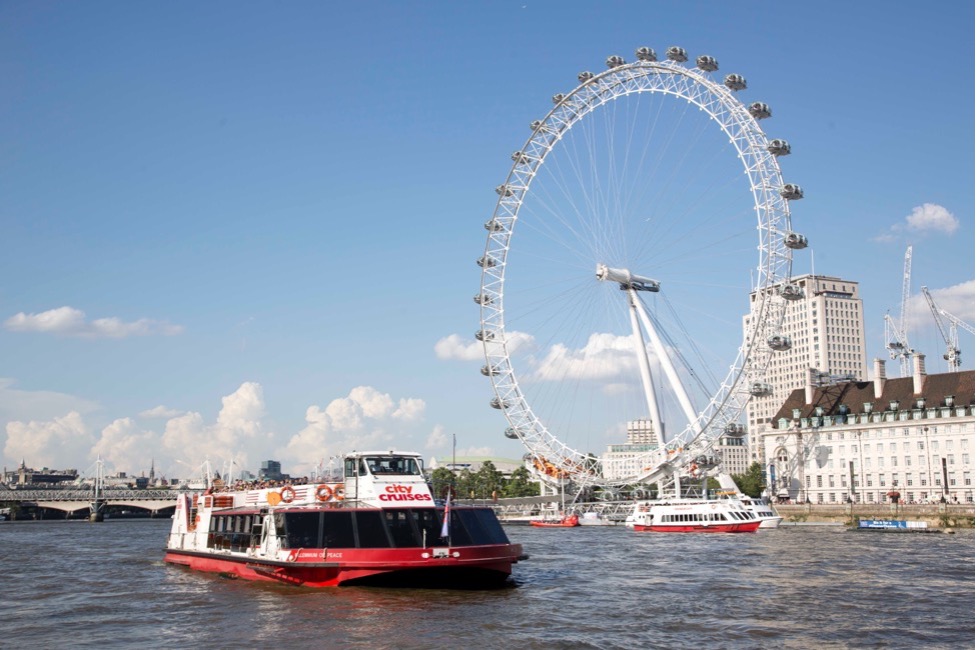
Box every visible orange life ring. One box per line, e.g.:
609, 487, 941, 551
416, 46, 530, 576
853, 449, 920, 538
333, 486, 345, 501
280, 486, 296, 503
315, 484, 333, 502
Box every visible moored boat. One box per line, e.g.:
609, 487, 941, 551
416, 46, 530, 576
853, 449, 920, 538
628, 498, 761, 533
163, 450, 527, 588
852, 519, 935, 533
529, 513, 580, 528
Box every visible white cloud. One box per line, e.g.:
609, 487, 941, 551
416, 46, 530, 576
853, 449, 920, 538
4, 411, 94, 470
4, 306, 183, 338
425, 424, 449, 450
435, 334, 483, 361
92, 418, 156, 474
531, 332, 637, 381
875, 203, 959, 241
281, 386, 427, 474
139, 405, 184, 419
904, 204, 959, 234
435, 331, 536, 361
906, 280, 976, 332
161, 382, 271, 473
0, 378, 100, 423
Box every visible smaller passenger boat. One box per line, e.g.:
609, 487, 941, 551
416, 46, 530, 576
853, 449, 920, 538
529, 513, 580, 528
715, 491, 782, 528
628, 498, 761, 533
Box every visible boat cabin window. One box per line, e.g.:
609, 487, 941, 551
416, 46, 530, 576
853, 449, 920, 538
271, 507, 510, 550
365, 456, 422, 476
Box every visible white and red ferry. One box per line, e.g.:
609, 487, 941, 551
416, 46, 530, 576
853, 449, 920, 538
627, 498, 761, 533
164, 450, 527, 588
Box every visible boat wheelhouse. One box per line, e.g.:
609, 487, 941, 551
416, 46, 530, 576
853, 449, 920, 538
163, 450, 526, 588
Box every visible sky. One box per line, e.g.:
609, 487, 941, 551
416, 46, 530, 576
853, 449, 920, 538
1, 1, 974, 481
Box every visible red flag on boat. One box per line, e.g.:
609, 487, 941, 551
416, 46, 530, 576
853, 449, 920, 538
440, 490, 451, 538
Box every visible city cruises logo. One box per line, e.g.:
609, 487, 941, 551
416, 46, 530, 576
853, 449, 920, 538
378, 484, 433, 501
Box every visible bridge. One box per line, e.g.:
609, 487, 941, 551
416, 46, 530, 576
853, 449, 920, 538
0, 487, 177, 517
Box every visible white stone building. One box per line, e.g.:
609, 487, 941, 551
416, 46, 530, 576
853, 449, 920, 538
761, 355, 974, 504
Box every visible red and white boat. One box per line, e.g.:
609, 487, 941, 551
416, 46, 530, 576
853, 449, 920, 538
164, 450, 527, 588
529, 513, 580, 528
627, 498, 761, 533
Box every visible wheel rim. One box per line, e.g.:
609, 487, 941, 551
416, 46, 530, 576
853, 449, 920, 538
478, 51, 798, 490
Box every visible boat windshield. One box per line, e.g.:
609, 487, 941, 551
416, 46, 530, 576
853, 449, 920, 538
365, 456, 422, 475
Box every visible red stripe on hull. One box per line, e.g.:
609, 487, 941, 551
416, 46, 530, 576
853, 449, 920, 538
633, 521, 761, 533
164, 544, 523, 588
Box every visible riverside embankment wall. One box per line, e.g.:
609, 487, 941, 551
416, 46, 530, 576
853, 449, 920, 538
776, 503, 975, 528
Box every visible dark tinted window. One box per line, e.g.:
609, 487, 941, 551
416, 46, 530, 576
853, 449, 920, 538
414, 508, 443, 545
446, 509, 473, 546
354, 511, 391, 548
470, 509, 509, 544
322, 511, 356, 548
285, 512, 320, 548
385, 509, 419, 548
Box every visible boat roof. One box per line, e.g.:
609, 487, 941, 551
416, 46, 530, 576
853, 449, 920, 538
346, 450, 423, 458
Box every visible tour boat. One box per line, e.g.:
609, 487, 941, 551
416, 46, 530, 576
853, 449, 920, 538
628, 498, 761, 533
529, 513, 580, 528
715, 491, 782, 529
163, 450, 527, 588
738, 496, 782, 529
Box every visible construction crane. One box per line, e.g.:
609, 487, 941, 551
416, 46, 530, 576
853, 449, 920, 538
884, 246, 913, 377
921, 285, 975, 372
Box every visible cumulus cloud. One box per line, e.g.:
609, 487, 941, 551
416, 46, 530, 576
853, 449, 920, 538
281, 386, 427, 473
435, 334, 483, 361
425, 424, 449, 450
435, 331, 536, 361
531, 332, 637, 381
92, 418, 156, 474
875, 203, 959, 241
906, 280, 976, 332
139, 405, 184, 419
4, 306, 183, 338
161, 382, 270, 472
4, 411, 94, 470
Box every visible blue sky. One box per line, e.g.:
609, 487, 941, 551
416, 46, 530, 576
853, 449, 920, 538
1, 1, 973, 480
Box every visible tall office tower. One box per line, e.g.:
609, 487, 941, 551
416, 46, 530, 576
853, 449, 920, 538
745, 275, 869, 463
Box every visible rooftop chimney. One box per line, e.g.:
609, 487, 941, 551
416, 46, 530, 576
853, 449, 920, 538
912, 352, 926, 395
873, 358, 886, 399
805, 368, 816, 404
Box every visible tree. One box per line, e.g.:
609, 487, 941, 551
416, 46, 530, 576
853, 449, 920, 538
455, 469, 475, 500
472, 461, 503, 499
429, 467, 455, 500
501, 466, 540, 498
732, 462, 766, 498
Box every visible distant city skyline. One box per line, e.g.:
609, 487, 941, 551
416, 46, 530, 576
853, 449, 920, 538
1, 2, 973, 478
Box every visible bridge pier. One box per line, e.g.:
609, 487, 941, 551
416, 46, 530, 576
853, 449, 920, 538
89, 499, 106, 523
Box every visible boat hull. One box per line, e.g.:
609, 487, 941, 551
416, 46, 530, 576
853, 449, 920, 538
757, 516, 783, 529
164, 543, 525, 588
633, 521, 761, 533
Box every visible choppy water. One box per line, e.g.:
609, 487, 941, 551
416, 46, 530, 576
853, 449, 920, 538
0, 519, 972, 649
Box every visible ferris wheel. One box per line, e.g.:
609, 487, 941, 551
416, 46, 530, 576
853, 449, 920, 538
476, 46, 808, 494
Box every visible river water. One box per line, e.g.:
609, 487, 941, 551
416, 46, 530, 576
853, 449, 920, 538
0, 519, 972, 649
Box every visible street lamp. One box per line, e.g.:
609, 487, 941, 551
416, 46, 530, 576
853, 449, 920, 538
856, 430, 865, 504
